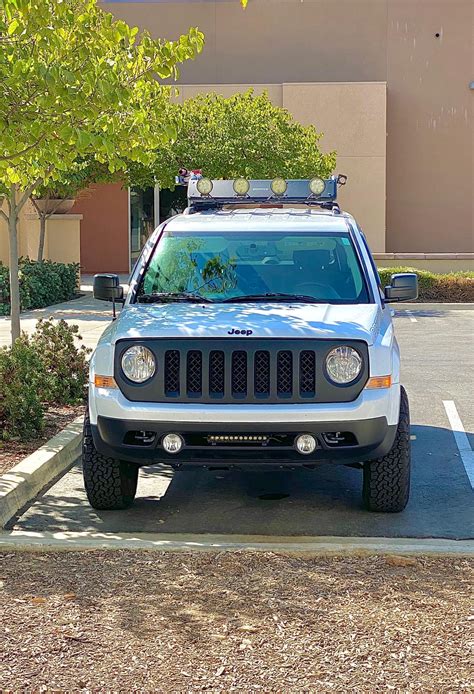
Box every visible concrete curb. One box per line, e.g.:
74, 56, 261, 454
0, 416, 83, 529
0, 530, 472, 557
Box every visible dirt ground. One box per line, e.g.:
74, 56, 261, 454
0, 405, 83, 475
0, 550, 472, 692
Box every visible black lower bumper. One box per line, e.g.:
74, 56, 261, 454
91, 415, 397, 468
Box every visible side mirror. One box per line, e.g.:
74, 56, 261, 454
93, 274, 124, 303
384, 273, 418, 302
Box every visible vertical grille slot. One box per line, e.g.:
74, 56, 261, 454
254, 350, 270, 396
186, 350, 202, 396
299, 350, 316, 396
164, 350, 180, 396
209, 350, 225, 396
232, 351, 247, 396
277, 351, 293, 396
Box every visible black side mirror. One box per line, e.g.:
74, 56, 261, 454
384, 273, 418, 302
93, 274, 124, 302
93, 274, 125, 319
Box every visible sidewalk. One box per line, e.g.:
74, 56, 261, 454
0, 275, 128, 350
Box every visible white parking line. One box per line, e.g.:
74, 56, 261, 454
443, 400, 474, 489
406, 310, 418, 323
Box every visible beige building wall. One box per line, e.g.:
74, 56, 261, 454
178, 81, 387, 252
104, 0, 473, 254
0, 201, 81, 267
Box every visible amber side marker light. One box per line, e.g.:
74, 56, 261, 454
94, 375, 117, 389
365, 375, 392, 389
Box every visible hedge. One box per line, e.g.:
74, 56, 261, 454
0, 259, 80, 316
378, 267, 474, 302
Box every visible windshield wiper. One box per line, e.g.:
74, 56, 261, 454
223, 292, 330, 304
222, 293, 325, 304
137, 292, 214, 304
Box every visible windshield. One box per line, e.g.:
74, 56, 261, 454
135, 230, 370, 304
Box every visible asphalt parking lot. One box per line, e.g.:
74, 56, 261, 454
11, 304, 474, 540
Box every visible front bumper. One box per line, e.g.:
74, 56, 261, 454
91, 415, 397, 468
89, 383, 400, 467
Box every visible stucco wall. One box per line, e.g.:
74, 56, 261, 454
103, 0, 473, 254
0, 200, 81, 267
72, 182, 129, 274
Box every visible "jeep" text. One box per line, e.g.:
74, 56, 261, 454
228, 329, 253, 336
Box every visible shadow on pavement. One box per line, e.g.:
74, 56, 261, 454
11, 424, 474, 540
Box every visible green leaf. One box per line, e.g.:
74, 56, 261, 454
7, 18, 19, 35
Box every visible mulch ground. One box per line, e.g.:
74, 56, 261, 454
0, 405, 83, 475
0, 550, 472, 692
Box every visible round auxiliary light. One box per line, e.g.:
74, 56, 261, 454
121, 345, 156, 383
309, 177, 326, 196
196, 177, 213, 196
233, 177, 250, 196
270, 177, 287, 196
295, 434, 317, 455
325, 346, 362, 385
162, 433, 184, 454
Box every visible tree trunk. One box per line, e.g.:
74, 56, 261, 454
8, 205, 20, 344
37, 213, 46, 262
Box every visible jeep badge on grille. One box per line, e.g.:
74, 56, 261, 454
228, 329, 253, 336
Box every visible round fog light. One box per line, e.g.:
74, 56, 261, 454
162, 433, 183, 454
295, 434, 317, 455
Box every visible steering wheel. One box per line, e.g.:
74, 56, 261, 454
294, 282, 341, 300
262, 257, 279, 265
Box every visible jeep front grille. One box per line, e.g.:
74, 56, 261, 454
165, 346, 314, 400
115, 339, 369, 404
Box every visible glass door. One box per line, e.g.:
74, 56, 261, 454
129, 187, 156, 270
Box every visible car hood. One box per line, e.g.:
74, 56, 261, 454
104, 302, 381, 346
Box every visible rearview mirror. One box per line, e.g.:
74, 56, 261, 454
384, 273, 418, 302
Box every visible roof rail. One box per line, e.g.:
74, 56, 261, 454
187, 175, 347, 213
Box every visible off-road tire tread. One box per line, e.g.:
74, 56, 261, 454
362, 386, 410, 513
82, 416, 138, 510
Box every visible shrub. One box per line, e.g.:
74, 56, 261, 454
27, 319, 91, 404
377, 267, 474, 302
0, 258, 80, 316
0, 319, 90, 441
0, 341, 45, 440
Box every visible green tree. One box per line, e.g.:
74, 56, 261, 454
0, 0, 203, 343
128, 90, 336, 190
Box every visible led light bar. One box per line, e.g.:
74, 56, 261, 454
208, 435, 269, 444
187, 177, 341, 211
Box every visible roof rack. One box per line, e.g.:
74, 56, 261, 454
187, 175, 347, 214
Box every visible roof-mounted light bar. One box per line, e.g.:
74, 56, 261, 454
187, 176, 346, 211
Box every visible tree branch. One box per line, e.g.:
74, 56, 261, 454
17, 177, 45, 212
0, 136, 45, 162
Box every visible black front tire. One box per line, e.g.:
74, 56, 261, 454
362, 386, 411, 513
82, 415, 138, 510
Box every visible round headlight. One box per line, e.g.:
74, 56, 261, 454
121, 345, 156, 383
309, 177, 326, 196
325, 346, 362, 385
196, 177, 213, 196
270, 177, 287, 196
233, 177, 250, 196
